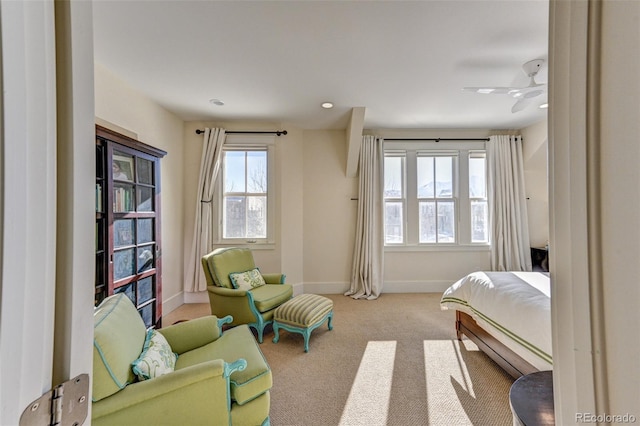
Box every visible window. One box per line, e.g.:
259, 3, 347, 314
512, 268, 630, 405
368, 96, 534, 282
216, 136, 275, 245
383, 141, 488, 248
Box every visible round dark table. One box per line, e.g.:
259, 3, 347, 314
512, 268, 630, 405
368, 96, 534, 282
509, 370, 555, 425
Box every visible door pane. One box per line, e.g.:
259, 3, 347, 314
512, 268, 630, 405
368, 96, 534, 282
114, 248, 135, 280
113, 183, 134, 212
114, 283, 135, 305
137, 218, 154, 244
137, 157, 154, 185
137, 186, 153, 211
137, 246, 154, 273
113, 219, 134, 248
113, 152, 134, 182
137, 277, 154, 305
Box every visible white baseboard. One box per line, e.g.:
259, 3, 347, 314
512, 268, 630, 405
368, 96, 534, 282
163, 291, 185, 315
169, 281, 451, 312
303, 280, 451, 295
183, 291, 209, 304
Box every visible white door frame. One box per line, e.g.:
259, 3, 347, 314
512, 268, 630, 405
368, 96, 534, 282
0, 1, 95, 424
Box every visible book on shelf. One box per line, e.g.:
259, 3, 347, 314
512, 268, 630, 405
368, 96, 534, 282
95, 183, 102, 212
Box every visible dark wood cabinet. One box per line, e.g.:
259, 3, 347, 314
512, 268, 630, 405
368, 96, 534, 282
95, 125, 166, 328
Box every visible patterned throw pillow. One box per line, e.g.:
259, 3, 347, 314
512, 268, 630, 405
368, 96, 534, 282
131, 329, 178, 381
229, 268, 266, 291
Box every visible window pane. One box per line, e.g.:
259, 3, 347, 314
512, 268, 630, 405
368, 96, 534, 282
417, 157, 434, 198
469, 156, 486, 198
247, 196, 267, 238
419, 201, 436, 243
435, 157, 453, 198
384, 156, 403, 198
224, 151, 245, 192
384, 202, 403, 244
223, 196, 246, 238
471, 200, 489, 243
437, 201, 456, 242
247, 151, 267, 193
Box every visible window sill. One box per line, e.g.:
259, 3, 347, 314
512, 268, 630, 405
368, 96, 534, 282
384, 244, 490, 253
213, 242, 275, 251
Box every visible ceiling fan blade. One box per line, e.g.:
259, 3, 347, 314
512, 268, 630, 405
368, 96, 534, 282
463, 86, 517, 95
511, 97, 532, 113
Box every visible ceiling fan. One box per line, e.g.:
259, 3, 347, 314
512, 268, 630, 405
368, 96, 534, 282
463, 59, 546, 113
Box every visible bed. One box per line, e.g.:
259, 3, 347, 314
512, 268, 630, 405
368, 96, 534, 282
440, 271, 552, 378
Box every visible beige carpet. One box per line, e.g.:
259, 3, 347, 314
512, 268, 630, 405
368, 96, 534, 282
164, 293, 515, 426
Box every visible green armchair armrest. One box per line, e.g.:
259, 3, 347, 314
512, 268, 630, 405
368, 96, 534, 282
261, 273, 286, 284
92, 359, 245, 426
158, 315, 232, 354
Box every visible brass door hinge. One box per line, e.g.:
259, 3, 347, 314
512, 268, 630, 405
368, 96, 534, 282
19, 374, 89, 426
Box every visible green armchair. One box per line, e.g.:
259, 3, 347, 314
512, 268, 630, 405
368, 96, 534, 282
201, 247, 293, 343
92, 293, 272, 426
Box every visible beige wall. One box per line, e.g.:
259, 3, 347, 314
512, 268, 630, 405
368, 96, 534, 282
302, 130, 359, 293
521, 119, 549, 248
94, 63, 185, 312
94, 70, 549, 305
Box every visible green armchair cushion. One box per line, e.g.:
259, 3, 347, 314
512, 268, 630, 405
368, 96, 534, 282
131, 329, 178, 381
175, 325, 272, 405
251, 284, 294, 313
230, 267, 266, 290
93, 293, 146, 402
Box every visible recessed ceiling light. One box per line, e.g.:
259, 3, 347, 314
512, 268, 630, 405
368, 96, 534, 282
539, 103, 549, 109
209, 99, 224, 106
321, 102, 334, 109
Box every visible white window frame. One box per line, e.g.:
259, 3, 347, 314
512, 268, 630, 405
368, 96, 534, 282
384, 140, 490, 252
213, 135, 276, 248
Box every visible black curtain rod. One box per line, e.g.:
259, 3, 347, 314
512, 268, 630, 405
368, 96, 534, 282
384, 137, 490, 142
195, 129, 288, 136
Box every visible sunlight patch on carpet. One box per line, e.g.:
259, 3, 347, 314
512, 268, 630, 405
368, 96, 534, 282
424, 339, 478, 425
339, 341, 397, 426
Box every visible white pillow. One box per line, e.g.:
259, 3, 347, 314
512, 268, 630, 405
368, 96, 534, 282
131, 329, 178, 381
229, 268, 266, 291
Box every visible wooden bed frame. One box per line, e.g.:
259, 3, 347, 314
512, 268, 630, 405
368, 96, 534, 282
456, 310, 539, 379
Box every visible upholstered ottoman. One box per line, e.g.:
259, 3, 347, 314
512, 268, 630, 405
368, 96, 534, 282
272, 294, 333, 352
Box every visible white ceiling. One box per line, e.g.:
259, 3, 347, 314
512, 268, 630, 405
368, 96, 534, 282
92, 0, 549, 131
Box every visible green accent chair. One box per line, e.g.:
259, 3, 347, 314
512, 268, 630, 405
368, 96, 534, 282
201, 247, 293, 343
92, 293, 272, 426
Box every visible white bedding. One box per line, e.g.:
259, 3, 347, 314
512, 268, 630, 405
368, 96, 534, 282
440, 271, 552, 371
